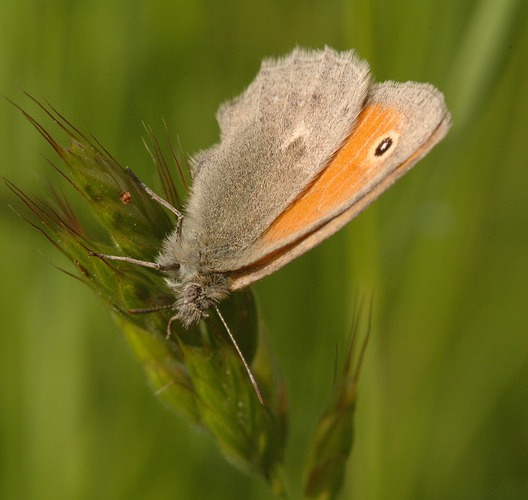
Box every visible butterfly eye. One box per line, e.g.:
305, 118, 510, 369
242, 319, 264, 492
374, 137, 393, 156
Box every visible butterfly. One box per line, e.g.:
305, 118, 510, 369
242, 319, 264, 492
90, 47, 451, 402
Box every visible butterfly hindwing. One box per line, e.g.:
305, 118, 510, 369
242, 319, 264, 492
181, 48, 371, 270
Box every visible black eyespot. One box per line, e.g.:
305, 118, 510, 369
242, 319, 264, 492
375, 137, 393, 156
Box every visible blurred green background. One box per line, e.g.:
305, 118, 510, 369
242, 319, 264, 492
1, 0, 527, 498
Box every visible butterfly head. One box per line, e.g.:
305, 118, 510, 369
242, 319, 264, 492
163, 266, 230, 328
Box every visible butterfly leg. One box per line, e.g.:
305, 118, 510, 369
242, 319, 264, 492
88, 251, 179, 271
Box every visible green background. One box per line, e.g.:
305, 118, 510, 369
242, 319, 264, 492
1, 0, 527, 498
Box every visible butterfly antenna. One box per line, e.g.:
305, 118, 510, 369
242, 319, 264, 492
214, 305, 265, 405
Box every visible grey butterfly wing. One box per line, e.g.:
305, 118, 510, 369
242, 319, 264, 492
183, 47, 371, 270
216, 47, 369, 142
227, 81, 451, 289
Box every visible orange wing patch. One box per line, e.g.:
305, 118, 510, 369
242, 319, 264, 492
260, 104, 402, 247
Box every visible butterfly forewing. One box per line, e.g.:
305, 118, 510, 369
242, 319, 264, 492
228, 82, 451, 289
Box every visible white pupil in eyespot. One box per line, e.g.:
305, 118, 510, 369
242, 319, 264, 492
375, 137, 393, 156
